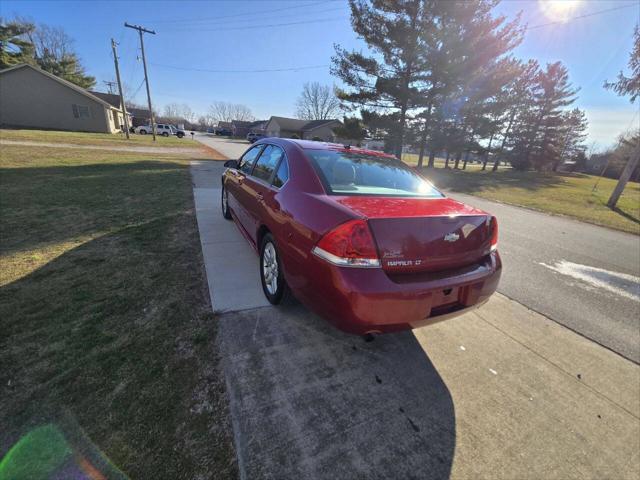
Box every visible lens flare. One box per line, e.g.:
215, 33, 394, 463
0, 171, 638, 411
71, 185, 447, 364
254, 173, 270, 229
539, 0, 582, 23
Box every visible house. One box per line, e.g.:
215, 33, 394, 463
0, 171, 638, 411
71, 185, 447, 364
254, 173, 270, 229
264, 116, 342, 142
231, 119, 268, 138
0, 63, 125, 133
127, 107, 151, 127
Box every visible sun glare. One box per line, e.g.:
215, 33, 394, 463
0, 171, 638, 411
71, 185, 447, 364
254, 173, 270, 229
539, 0, 582, 23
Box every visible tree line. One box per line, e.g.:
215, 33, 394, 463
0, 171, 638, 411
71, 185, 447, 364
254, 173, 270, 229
331, 0, 591, 172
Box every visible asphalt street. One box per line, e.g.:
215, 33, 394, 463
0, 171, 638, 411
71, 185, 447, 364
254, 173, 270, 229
197, 134, 640, 363
446, 191, 640, 363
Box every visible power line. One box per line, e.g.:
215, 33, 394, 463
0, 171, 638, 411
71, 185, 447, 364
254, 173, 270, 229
164, 16, 345, 33
527, 3, 638, 30
139, 0, 327, 24
148, 62, 329, 73
158, 6, 347, 29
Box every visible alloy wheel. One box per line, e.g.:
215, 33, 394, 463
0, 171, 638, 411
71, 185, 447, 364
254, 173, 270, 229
262, 242, 279, 295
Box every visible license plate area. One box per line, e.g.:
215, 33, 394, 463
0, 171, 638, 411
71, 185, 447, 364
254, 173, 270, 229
431, 287, 460, 309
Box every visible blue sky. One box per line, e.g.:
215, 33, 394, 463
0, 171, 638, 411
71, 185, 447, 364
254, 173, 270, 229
2, 0, 638, 148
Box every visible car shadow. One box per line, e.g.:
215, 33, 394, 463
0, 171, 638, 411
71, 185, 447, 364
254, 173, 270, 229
217, 302, 456, 480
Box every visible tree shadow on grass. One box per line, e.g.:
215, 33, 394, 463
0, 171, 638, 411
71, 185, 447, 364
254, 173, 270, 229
0, 184, 238, 479
423, 168, 567, 194
612, 206, 640, 226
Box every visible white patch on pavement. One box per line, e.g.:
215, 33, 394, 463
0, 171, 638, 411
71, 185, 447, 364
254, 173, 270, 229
539, 260, 640, 302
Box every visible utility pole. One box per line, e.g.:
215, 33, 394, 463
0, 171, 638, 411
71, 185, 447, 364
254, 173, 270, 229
111, 38, 130, 139
607, 145, 640, 209
124, 22, 156, 141
103, 80, 117, 94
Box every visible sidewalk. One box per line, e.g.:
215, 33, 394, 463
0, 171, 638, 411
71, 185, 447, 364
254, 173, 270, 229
191, 159, 640, 480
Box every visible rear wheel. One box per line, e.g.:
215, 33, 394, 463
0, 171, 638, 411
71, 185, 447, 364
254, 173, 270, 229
177, 132, 184, 138
260, 233, 288, 304
162, 132, 169, 137
221, 185, 232, 219
139, 129, 147, 135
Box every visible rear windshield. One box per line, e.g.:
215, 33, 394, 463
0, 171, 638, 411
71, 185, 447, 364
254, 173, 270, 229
306, 150, 443, 197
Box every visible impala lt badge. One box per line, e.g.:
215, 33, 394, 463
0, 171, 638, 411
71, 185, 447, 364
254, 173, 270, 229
444, 232, 460, 243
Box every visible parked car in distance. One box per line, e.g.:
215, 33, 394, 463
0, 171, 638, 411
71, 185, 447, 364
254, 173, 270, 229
135, 123, 173, 136
247, 132, 266, 143
171, 125, 187, 138
215, 128, 232, 136
221, 138, 501, 336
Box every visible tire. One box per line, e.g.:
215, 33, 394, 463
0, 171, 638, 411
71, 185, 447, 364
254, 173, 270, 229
162, 132, 169, 137
177, 132, 184, 138
221, 185, 232, 220
260, 233, 289, 305
139, 129, 147, 135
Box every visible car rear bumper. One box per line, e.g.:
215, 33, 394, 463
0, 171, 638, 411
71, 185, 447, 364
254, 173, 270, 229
296, 251, 501, 335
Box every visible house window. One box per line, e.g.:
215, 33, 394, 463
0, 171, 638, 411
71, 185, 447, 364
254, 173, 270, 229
72, 104, 90, 119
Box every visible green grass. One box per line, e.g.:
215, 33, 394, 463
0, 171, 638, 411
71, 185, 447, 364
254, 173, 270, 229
0, 141, 238, 478
0, 128, 193, 148
420, 167, 640, 234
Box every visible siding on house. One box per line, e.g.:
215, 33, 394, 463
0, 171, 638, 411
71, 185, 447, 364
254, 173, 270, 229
0, 64, 118, 133
264, 116, 341, 141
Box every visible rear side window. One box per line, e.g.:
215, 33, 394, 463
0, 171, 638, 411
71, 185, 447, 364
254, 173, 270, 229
306, 150, 443, 197
239, 145, 263, 174
252, 145, 284, 182
272, 158, 289, 188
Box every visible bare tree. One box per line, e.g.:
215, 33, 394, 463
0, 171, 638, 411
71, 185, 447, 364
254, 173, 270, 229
208, 101, 254, 123
295, 82, 341, 120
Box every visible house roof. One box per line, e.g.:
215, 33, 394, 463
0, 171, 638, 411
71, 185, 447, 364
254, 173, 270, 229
88, 91, 121, 109
302, 119, 340, 131
268, 116, 339, 132
128, 107, 151, 118
0, 63, 116, 110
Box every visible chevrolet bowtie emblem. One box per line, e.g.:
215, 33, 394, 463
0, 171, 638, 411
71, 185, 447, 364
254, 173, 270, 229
444, 232, 460, 242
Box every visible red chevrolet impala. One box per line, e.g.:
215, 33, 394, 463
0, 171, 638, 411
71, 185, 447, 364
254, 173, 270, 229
221, 138, 501, 335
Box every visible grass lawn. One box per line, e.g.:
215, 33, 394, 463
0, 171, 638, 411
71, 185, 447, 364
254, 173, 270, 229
0, 128, 194, 148
0, 142, 237, 478
420, 167, 640, 234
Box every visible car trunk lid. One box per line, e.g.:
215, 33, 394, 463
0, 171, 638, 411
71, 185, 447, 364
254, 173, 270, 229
334, 196, 493, 273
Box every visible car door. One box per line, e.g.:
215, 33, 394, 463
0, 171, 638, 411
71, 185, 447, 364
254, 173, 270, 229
225, 144, 264, 234
242, 144, 285, 245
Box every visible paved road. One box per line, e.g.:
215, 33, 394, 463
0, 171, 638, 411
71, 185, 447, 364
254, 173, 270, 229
196, 135, 640, 363
445, 191, 640, 363
196, 133, 251, 159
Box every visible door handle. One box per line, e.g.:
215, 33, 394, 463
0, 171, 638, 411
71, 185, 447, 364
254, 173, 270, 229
238, 175, 244, 185
256, 192, 264, 203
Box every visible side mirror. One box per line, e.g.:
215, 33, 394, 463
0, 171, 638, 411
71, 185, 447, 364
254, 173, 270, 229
224, 160, 239, 168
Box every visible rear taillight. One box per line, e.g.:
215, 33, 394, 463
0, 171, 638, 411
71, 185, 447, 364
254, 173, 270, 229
313, 219, 380, 268
489, 216, 498, 252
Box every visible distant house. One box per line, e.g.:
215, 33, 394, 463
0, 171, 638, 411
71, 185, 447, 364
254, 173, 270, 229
0, 63, 125, 133
127, 107, 151, 127
264, 116, 342, 142
231, 119, 268, 137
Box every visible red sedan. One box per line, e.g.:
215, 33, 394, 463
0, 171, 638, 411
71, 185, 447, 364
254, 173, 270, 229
221, 139, 501, 335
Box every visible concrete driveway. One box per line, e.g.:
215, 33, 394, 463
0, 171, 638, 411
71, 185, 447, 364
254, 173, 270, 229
191, 159, 640, 480
196, 133, 250, 160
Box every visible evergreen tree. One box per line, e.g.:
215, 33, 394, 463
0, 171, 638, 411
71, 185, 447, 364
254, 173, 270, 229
332, 0, 430, 157
415, 0, 523, 167
333, 116, 368, 144
510, 62, 579, 171
604, 25, 639, 103
0, 18, 35, 68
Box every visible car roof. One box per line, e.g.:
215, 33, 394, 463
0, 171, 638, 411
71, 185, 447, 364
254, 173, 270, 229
257, 138, 396, 159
